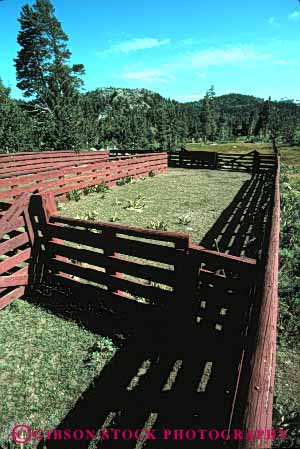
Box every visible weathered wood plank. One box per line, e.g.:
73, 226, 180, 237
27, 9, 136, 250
50, 215, 189, 247
0, 286, 25, 310
0, 266, 28, 287
0, 232, 29, 256
0, 248, 31, 275
48, 242, 175, 286
241, 162, 280, 449
47, 258, 173, 303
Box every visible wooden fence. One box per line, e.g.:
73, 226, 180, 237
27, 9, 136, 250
108, 149, 277, 173
0, 152, 168, 309
0, 150, 109, 179
25, 192, 259, 439
0, 192, 32, 309
0, 152, 279, 448
0, 152, 168, 204
238, 160, 280, 448
168, 150, 277, 173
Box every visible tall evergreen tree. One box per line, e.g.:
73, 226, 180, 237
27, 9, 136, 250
14, 0, 85, 149
200, 86, 217, 142
255, 97, 271, 139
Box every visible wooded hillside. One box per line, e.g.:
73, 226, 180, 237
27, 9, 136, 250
1, 85, 300, 152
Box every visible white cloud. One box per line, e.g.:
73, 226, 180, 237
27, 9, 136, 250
120, 69, 175, 84
267, 17, 280, 27
177, 38, 195, 47
97, 37, 170, 56
274, 59, 289, 65
288, 10, 300, 20
189, 46, 272, 68
117, 43, 289, 88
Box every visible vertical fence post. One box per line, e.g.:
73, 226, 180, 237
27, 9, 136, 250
172, 246, 200, 348
102, 228, 122, 296
252, 150, 260, 174
214, 151, 218, 170
27, 194, 52, 287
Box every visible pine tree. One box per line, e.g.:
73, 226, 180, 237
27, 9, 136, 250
255, 97, 271, 139
200, 86, 217, 143
14, 0, 85, 149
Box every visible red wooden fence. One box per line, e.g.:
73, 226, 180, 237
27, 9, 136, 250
0, 192, 33, 309
168, 150, 277, 173
25, 192, 258, 437
0, 152, 168, 309
239, 161, 280, 449
0, 152, 280, 446
0, 150, 109, 179
0, 152, 168, 203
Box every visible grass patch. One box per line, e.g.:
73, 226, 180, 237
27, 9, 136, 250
272, 162, 300, 447
186, 141, 273, 154
59, 168, 250, 245
0, 300, 117, 447
273, 343, 300, 448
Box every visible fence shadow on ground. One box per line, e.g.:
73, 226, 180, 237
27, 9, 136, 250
200, 173, 274, 259
28, 294, 238, 449
25, 279, 244, 449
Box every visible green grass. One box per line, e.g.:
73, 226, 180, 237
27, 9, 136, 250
59, 168, 250, 245
0, 300, 117, 448
272, 163, 300, 447
186, 141, 273, 154
273, 343, 300, 447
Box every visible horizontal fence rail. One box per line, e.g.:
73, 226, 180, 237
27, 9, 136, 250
0, 150, 109, 179
29, 194, 191, 312
0, 150, 279, 447
168, 150, 277, 173
0, 152, 168, 309
26, 192, 259, 438
0, 153, 168, 203
239, 161, 280, 449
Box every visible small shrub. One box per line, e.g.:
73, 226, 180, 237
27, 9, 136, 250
124, 194, 146, 211
109, 213, 121, 222
85, 210, 98, 221
94, 182, 111, 194
83, 185, 98, 195
177, 214, 192, 225
94, 338, 116, 354
116, 176, 133, 186
76, 210, 98, 221
147, 219, 168, 231
66, 189, 81, 202
149, 170, 156, 177
113, 198, 123, 206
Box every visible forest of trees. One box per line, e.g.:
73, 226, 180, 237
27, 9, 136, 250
1, 0, 300, 153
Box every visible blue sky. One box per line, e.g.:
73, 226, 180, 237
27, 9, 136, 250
0, 0, 299, 102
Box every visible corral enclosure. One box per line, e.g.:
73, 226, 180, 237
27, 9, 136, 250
60, 168, 251, 245
0, 149, 279, 449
